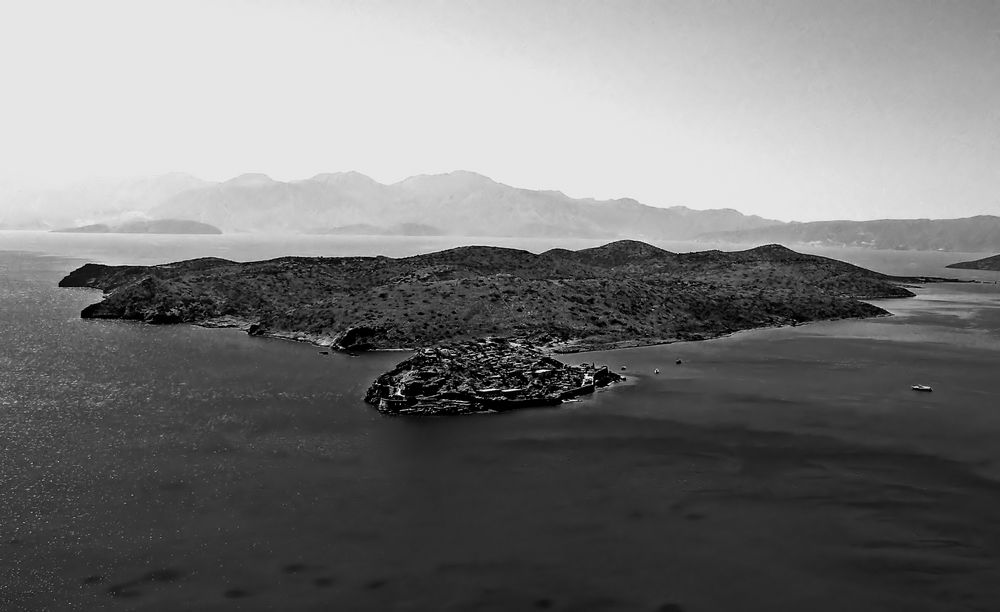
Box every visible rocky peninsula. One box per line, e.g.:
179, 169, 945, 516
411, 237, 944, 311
59, 240, 929, 414
946, 253, 1000, 271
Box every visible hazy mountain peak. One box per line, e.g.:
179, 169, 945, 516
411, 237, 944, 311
225, 173, 275, 186
437, 170, 494, 181
396, 170, 497, 188
306, 171, 378, 185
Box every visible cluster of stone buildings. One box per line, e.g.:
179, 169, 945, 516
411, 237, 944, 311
365, 337, 624, 415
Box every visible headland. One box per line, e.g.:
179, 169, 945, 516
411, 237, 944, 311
947, 253, 1000, 271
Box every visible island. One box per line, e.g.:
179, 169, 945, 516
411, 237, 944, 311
60, 240, 926, 414
365, 338, 624, 415
53, 219, 222, 235
946, 253, 1000, 271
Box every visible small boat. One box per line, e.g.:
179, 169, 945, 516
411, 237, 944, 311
911, 384, 933, 392
654, 368, 660, 374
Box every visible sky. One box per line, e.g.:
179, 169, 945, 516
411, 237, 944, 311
0, 0, 998, 221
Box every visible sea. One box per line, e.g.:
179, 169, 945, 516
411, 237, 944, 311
3, 230, 1000, 612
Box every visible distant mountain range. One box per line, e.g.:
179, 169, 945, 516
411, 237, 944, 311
3, 170, 998, 250
146, 171, 779, 239
699, 216, 1000, 253
0, 171, 778, 239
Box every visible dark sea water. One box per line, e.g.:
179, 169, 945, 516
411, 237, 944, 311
3, 231, 1000, 611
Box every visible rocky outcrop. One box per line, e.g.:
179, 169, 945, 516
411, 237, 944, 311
331, 326, 384, 351
364, 338, 624, 415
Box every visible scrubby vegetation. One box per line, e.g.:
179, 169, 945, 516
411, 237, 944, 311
60, 241, 916, 351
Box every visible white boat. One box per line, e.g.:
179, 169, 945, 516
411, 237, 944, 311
911, 384, 933, 392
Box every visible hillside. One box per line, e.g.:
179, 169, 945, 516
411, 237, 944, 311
149, 171, 780, 238
699, 216, 1000, 252
60, 241, 917, 352
53, 219, 222, 234
946, 254, 1000, 271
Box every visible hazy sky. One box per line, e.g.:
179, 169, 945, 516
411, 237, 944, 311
1, 0, 998, 221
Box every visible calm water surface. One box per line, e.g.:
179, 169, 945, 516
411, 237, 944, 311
3, 232, 1000, 611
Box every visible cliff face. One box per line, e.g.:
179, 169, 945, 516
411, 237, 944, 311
59, 241, 914, 351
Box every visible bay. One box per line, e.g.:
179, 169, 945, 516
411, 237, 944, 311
2, 231, 1000, 611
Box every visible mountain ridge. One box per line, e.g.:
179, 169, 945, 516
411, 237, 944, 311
5, 170, 995, 251
148, 171, 780, 238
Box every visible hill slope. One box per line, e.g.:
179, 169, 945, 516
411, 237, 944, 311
150, 171, 780, 238
699, 216, 1000, 252
60, 241, 915, 351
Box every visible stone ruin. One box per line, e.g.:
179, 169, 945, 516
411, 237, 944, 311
364, 337, 624, 415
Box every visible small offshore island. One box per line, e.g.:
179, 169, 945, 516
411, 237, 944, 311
60, 240, 935, 415
366, 338, 625, 415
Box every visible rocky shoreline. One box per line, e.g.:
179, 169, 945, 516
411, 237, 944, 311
365, 338, 625, 415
